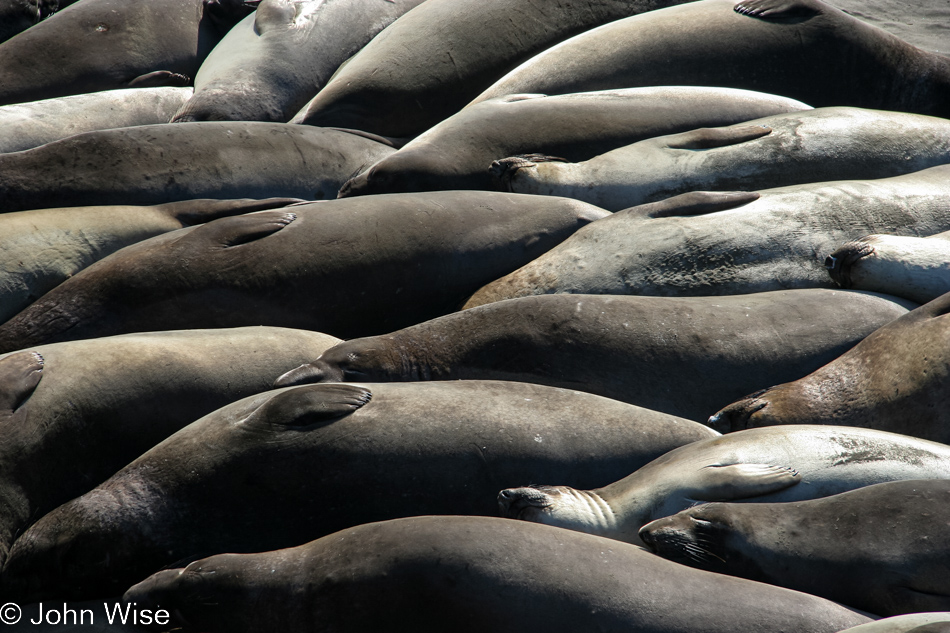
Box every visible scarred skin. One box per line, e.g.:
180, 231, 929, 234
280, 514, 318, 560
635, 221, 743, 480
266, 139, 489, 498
337, 86, 811, 197
497, 426, 950, 547
295, 0, 701, 138
1, 380, 716, 601
0, 191, 606, 348
121, 517, 873, 633
0, 122, 393, 212
0, 327, 340, 569
640, 480, 950, 616
173, 0, 425, 123
472, 0, 950, 118
0, 197, 302, 324
708, 291, 950, 444
274, 289, 915, 422
463, 166, 950, 307
0, 0, 258, 106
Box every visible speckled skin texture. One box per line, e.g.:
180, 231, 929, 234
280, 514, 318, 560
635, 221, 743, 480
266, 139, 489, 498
473, 0, 950, 118
0, 0, 255, 106
640, 480, 950, 616
338, 87, 811, 196
709, 291, 950, 444
0, 327, 340, 570
296, 0, 700, 138
274, 289, 915, 422
0, 87, 192, 153
464, 166, 950, 307
496, 108, 950, 211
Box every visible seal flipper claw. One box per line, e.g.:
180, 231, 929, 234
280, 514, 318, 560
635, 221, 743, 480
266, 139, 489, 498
0, 351, 44, 411
253, 384, 372, 428
733, 0, 823, 20
691, 463, 800, 501
127, 70, 191, 88
625, 191, 760, 219
199, 211, 297, 248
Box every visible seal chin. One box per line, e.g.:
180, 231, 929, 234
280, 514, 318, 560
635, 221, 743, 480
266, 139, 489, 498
274, 360, 342, 388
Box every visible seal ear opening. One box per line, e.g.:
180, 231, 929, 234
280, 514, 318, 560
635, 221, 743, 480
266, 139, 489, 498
255, 384, 372, 429
0, 351, 44, 412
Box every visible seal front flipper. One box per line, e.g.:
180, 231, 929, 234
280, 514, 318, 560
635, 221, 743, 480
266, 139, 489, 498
666, 125, 772, 150
197, 211, 297, 249
0, 351, 44, 412
249, 384, 372, 429
489, 155, 567, 191
687, 463, 800, 502
162, 198, 307, 227
624, 191, 761, 219
734, 0, 824, 20
127, 71, 192, 88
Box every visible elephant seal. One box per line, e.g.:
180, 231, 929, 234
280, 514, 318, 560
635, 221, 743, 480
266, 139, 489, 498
337, 87, 811, 197
0, 0, 79, 44
464, 166, 950, 307
708, 291, 950, 444
827, 230, 950, 304
0, 0, 256, 106
2, 380, 717, 600
173, 0, 425, 123
498, 426, 950, 547
0, 198, 301, 325
471, 0, 950, 119
120, 516, 873, 633
274, 289, 914, 422
294, 0, 700, 138
0, 191, 605, 348
639, 479, 950, 616
0, 327, 339, 570
491, 107, 950, 211
0, 122, 393, 212
0, 87, 192, 153
837, 615, 950, 633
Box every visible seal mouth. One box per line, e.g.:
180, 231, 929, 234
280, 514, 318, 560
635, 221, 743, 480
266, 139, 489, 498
639, 516, 727, 568
707, 392, 770, 433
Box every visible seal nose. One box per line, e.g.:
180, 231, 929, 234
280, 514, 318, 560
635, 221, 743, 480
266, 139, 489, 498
497, 489, 515, 515
638, 525, 657, 552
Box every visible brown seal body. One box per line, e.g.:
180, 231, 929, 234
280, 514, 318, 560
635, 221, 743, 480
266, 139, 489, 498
0, 198, 301, 325
0, 0, 255, 106
708, 291, 950, 444
295, 0, 701, 138
640, 479, 950, 616
338, 86, 811, 197
0, 122, 393, 212
473, 0, 950, 118
122, 516, 873, 633
275, 289, 915, 422
2, 380, 716, 600
0, 327, 339, 569
0, 191, 605, 349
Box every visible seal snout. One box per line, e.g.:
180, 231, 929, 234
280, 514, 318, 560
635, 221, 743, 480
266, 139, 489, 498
498, 486, 554, 519
707, 392, 771, 433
